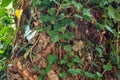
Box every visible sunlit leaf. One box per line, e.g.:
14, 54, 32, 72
84, 71, 95, 78
63, 44, 71, 51
59, 72, 67, 78
47, 54, 57, 65
74, 14, 83, 18
96, 72, 102, 77
47, 8, 56, 15
107, 5, 115, 19
103, 63, 112, 71
68, 68, 81, 75
71, 1, 82, 10
23, 50, 29, 59
105, 25, 113, 33
1, 0, 11, 7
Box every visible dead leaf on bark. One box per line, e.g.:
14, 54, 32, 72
47, 69, 59, 80
22, 69, 30, 77
17, 60, 23, 70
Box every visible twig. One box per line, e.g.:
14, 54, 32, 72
117, 21, 119, 68
29, 33, 41, 65
83, 0, 91, 6
56, 4, 61, 16
102, 61, 111, 75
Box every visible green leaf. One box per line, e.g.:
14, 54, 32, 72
0, 9, 7, 17
82, 15, 91, 22
47, 54, 57, 65
70, 21, 76, 27
107, 5, 115, 19
117, 70, 120, 80
50, 0, 59, 5
84, 71, 95, 78
41, 15, 50, 22
1, 0, 11, 7
71, 1, 82, 10
59, 54, 68, 64
68, 68, 81, 75
0, 50, 4, 54
62, 32, 74, 42
59, 72, 67, 78
47, 8, 56, 15
105, 25, 113, 33
63, 44, 71, 51
103, 63, 112, 71
96, 72, 102, 77
73, 56, 81, 63
83, 8, 91, 17
74, 14, 83, 18
67, 62, 74, 68
95, 23, 105, 30
23, 50, 29, 59
51, 34, 59, 43
95, 47, 103, 55
48, 31, 59, 43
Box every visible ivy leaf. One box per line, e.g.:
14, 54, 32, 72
51, 34, 59, 43
63, 44, 71, 51
70, 21, 76, 27
105, 25, 113, 33
48, 31, 59, 43
83, 8, 91, 17
47, 8, 56, 15
59, 54, 68, 64
107, 5, 115, 19
0, 9, 7, 17
68, 68, 81, 75
95, 47, 103, 55
84, 71, 95, 78
41, 15, 50, 22
96, 72, 102, 77
73, 56, 81, 63
82, 8, 91, 21
71, 1, 82, 10
74, 14, 83, 18
0, 50, 4, 54
23, 50, 29, 59
103, 63, 112, 71
1, 0, 11, 7
47, 54, 57, 65
67, 62, 74, 68
59, 72, 67, 78
50, 0, 59, 5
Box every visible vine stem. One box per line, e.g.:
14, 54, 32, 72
83, 0, 91, 6
117, 21, 119, 68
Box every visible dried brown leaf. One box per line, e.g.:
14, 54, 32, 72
33, 74, 38, 80
22, 69, 30, 77
17, 60, 23, 70
47, 70, 59, 80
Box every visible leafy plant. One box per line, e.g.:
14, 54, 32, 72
0, 0, 15, 78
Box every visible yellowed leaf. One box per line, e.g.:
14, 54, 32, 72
15, 9, 23, 20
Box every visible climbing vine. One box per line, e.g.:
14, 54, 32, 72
0, 0, 120, 80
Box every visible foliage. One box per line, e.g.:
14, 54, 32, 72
0, 0, 120, 80
0, 0, 15, 78
36, 0, 120, 79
